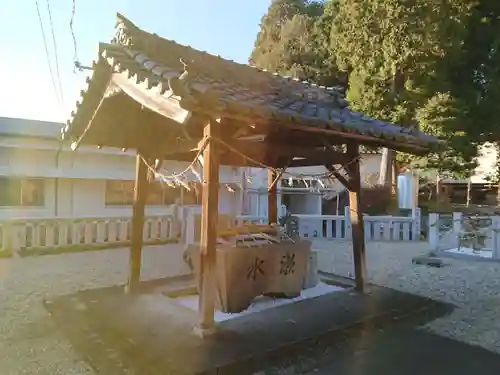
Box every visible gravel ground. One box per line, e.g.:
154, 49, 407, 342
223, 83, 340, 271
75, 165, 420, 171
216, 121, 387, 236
316, 240, 500, 352
0, 245, 190, 375
1, 240, 500, 374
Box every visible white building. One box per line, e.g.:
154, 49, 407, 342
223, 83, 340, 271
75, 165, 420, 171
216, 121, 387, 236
5, 116, 460, 224
243, 153, 384, 217
0, 116, 243, 220
0, 117, 390, 222
0, 116, 425, 253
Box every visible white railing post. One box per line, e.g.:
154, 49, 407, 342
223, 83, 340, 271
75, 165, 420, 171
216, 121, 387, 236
382, 218, 391, 240
183, 210, 196, 246
84, 222, 94, 244
428, 213, 439, 251
491, 216, 500, 259
45, 223, 56, 247
0, 222, 14, 255
96, 222, 106, 243
0, 213, 177, 255
233, 211, 430, 244
58, 222, 68, 246
452, 212, 462, 249
412, 207, 421, 241
344, 206, 352, 240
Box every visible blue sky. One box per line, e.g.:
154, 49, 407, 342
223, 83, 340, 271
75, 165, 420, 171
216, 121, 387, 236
0, 0, 270, 122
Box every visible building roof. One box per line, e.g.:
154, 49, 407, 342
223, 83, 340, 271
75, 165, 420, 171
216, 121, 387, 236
0, 117, 62, 139
61, 13, 439, 161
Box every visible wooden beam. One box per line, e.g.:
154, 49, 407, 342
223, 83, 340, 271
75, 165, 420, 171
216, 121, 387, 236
346, 142, 367, 292
225, 140, 348, 162
196, 118, 220, 337
289, 154, 347, 168
268, 168, 278, 225
194, 138, 350, 166
271, 122, 430, 155
325, 164, 354, 192
161, 150, 266, 167
126, 153, 151, 293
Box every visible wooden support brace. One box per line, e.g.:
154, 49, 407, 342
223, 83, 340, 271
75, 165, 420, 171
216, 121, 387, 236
196, 118, 220, 337
346, 142, 367, 292
322, 140, 354, 191
325, 164, 354, 192
267, 159, 291, 192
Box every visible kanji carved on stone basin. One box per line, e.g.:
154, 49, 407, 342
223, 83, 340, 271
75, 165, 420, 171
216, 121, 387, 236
184, 240, 311, 313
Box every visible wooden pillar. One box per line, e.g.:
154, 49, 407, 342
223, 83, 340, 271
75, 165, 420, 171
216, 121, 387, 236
196, 119, 220, 336
346, 142, 367, 292
268, 169, 278, 224
126, 153, 150, 293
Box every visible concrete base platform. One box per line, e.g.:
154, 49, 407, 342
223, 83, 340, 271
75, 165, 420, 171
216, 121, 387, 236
43, 278, 453, 375
438, 247, 500, 263
308, 326, 500, 375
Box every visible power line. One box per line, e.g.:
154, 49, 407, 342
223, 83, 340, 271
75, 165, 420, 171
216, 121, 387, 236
35, 0, 61, 105
45, 0, 64, 103
69, 0, 92, 72
70, 0, 80, 72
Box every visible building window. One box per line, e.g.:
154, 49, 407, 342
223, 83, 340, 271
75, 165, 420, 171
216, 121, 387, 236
105, 180, 134, 206
281, 178, 319, 189
0, 178, 44, 207
183, 182, 203, 205
105, 180, 183, 206
146, 182, 182, 205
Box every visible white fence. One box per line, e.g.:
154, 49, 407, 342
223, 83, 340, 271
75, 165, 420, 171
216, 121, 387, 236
0, 214, 177, 256
428, 212, 500, 259
0, 206, 423, 257
234, 207, 421, 242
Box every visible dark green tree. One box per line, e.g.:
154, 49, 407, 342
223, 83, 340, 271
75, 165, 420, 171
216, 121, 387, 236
448, 1, 500, 141
250, 0, 500, 181
415, 93, 478, 179
250, 0, 310, 73
446, 1, 500, 185
250, 0, 343, 86
329, 0, 478, 179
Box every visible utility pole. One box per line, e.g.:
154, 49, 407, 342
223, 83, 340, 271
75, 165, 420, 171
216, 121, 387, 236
466, 176, 472, 207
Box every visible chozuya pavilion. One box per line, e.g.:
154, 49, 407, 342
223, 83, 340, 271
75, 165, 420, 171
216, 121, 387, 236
61, 13, 439, 336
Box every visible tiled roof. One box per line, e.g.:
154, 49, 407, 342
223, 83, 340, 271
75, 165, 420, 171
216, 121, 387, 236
62, 13, 439, 152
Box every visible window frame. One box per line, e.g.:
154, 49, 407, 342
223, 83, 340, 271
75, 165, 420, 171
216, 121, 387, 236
0, 177, 45, 207
105, 180, 183, 206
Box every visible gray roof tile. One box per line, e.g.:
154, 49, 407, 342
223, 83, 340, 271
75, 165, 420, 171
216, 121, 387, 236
62, 13, 439, 152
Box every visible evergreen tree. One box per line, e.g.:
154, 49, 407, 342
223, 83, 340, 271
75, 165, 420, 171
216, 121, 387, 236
250, 0, 309, 73
250, 0, 500, 180
250, 0, 343, 86
329, 0, 478, 179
